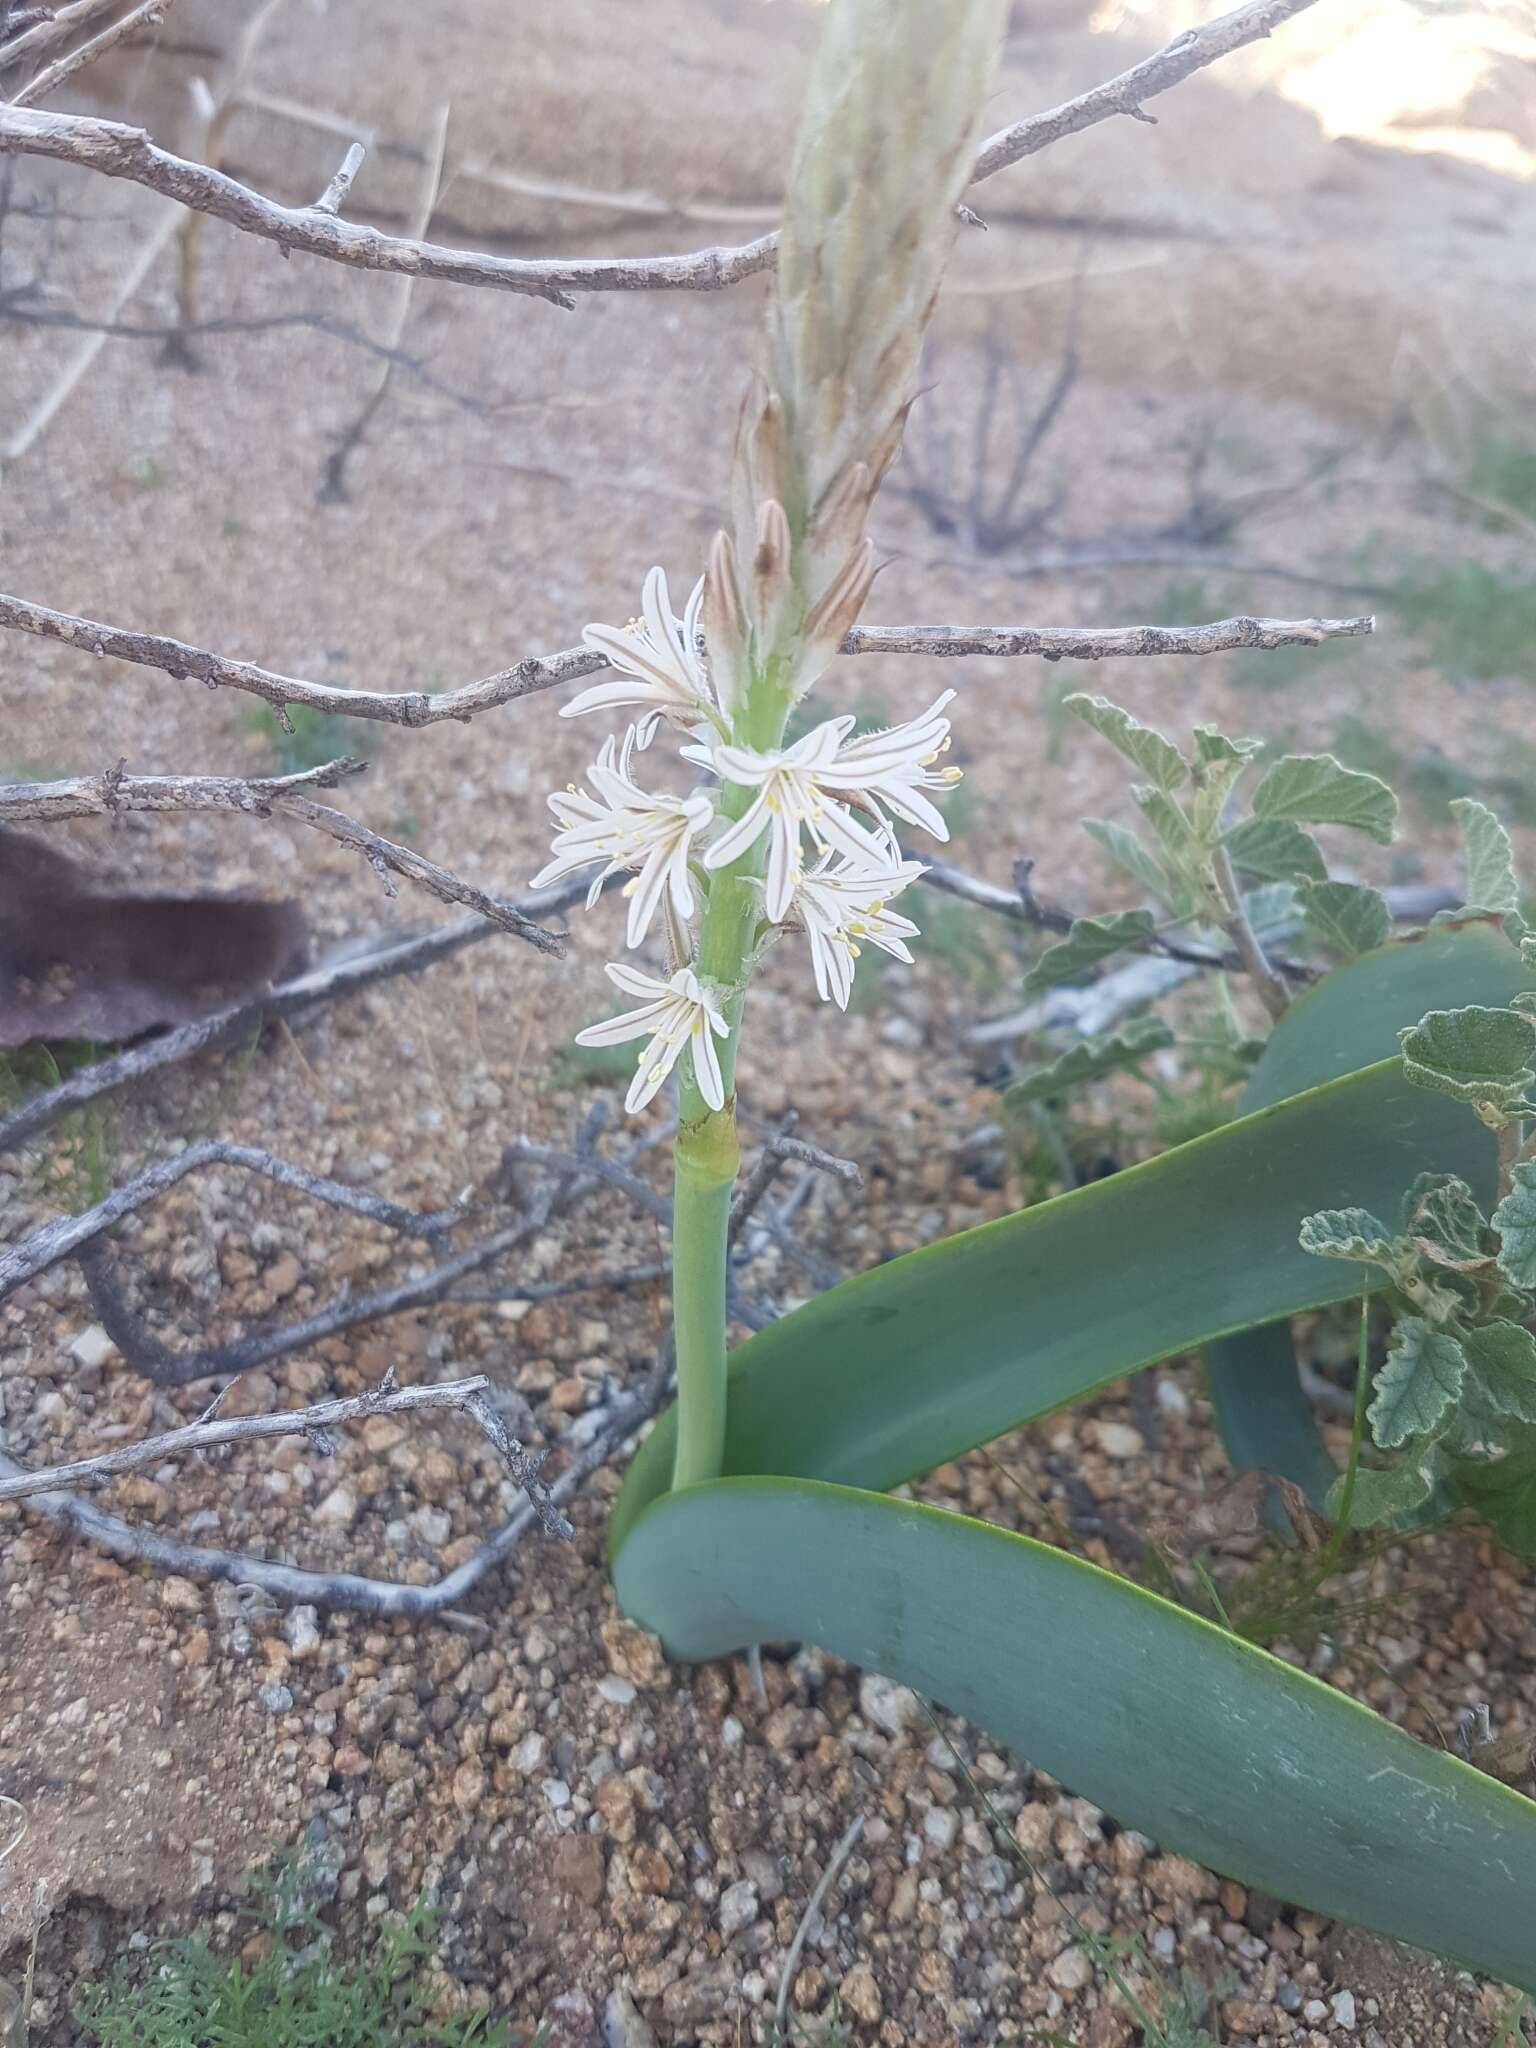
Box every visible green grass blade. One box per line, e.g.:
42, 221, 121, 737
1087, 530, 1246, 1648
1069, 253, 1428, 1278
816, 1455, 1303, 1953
613, 1054, 1495, 1551
614, 1476, 1536, 1992
1207, 921, 1532, 1495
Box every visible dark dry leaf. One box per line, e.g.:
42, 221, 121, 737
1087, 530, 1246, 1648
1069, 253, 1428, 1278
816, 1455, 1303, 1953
0, 828, 307, 1047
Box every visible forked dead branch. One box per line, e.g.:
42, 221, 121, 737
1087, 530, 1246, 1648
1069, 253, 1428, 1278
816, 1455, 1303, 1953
0, 0, 1369, 1624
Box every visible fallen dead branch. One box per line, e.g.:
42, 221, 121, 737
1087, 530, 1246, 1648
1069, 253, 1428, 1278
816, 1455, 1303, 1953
0, 1369, 567, 1539
0, 0, 1323, 305
0, 590, 1376, 728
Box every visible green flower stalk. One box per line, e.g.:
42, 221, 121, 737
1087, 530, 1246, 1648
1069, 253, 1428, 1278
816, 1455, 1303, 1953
535, 0, 1009, 1490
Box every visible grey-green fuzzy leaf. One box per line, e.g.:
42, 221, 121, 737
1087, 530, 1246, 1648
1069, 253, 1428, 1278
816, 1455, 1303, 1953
1451, 796, 1521, 917
1065, 693, 1187, 793
1400, 1006, 1536, 1106
1251, 754, 1397, 845
1022, 909, 1156, 997
1463, 1321, 1536, 1425
1298, 1207, 1397, 1265
1005, 1018, 1175, 1107
1403, 1172, 1488, 1270
1224, 817, 1327, 884
1297, 879, 1391, 960
1082, 817, 1178, 908
1369, 1319, 1466, 1449
1494, 1161, 1536, 1289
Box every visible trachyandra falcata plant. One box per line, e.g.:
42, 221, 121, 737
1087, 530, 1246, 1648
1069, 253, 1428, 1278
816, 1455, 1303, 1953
534, 0, 1009, 1490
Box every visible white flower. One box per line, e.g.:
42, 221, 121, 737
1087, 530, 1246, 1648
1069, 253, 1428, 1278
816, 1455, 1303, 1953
792, 848, 926, 1010
689, 691, 960, 923
575, 963, 730, 1113
530, 727, 714, 949
567, 566, 719, 746
814, 690, 961, 839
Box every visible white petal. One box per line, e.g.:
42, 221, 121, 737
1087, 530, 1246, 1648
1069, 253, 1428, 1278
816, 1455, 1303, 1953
813, 800, 891, 866
690, 1013, 726, 1110
705, 790, 771, 870
627, 1029, 684, 1112
606, 960, 670, 1001
764, 810, 801, 923
575, 999, 669, 1047
560, 678, 659, 721
625, 847, 673, 948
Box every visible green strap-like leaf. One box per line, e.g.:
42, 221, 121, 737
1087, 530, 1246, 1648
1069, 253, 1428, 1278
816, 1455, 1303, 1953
612, 1054, 1496, 1551
1400, 1005, 1536, 1106
1064, 693, 1187, 792
1224, 817, 1327, 884
1251, 752, 1397, 844
1005, 1018, 1174, 1107
1450, 796, 1521, 917
613, 1477, 1536, 1993
1368, 1318, 1465, 1448
1493, 1161, 1536, 1289
1296, 879, 1391, 960
1022, 909, 1154, 997
1206, 925, 1532, 1496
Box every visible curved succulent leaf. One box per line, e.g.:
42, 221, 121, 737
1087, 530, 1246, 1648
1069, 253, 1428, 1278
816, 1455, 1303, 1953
613, 1477, 1536, 1993
612, 1056, 1496, 1552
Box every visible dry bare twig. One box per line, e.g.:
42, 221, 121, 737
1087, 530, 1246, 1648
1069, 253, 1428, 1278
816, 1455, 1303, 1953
0, 0, 1324, 301
0, 591, 1376, 728
8, 0, 175, 108
0, 0, 121, 72
0, 756, 565, 951
0, 1135, 465, 1298
0, 1370, 566, 1535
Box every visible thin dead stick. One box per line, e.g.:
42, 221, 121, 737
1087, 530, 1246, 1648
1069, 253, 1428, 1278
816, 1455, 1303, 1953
3, 202, 181, 460
0, 592, 1375, 728
0, 0, 121, 71
848, 614, 1375, 661
460, 157, 780, 228
0, 1371, 563, 1521
0, 1330, 680, 1615
320, 101, 448, 501
0, 0, 1322, 301
0, 754, 365, 820
0, 757, 563, 950
0, 1136, 464, 1298
169, 0, 291, 351
275, 793, 564, 952
964, 881, 1462, 1047
314, 139, 366, 217
9, 0, 174, 107
0, 875, 600, 1156
0, 106, 775, 308
775, 1815, 866, 2035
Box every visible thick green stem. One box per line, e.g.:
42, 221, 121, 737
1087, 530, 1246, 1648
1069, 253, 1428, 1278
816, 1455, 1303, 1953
668, 666, 792, 1490
671, 1134, 737, 1488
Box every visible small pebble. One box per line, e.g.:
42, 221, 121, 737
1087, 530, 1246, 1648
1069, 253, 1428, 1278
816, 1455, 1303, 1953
258, 1682, 293, 1714
1332, 1990, 1358, 2031
718, 1879, 758, 1936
